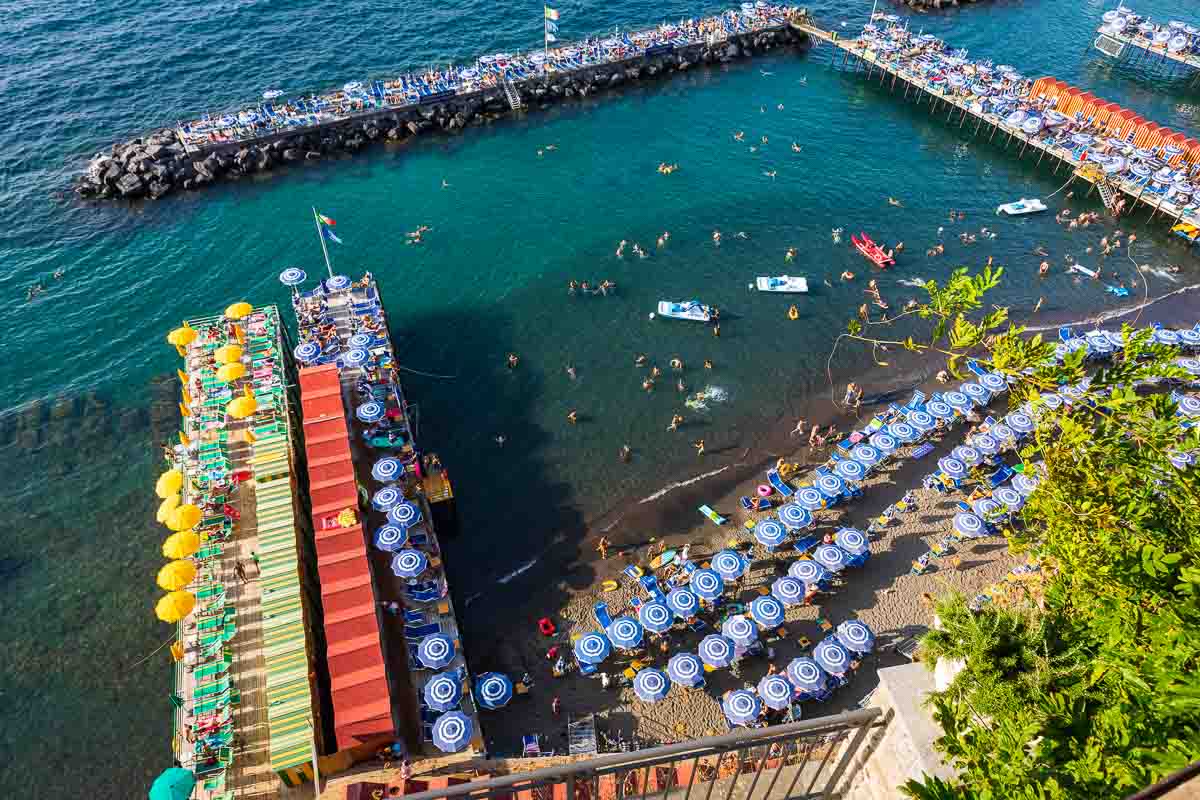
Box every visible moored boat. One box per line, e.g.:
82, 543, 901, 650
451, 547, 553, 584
656, 300, 713, 321
996, 198, 1048, 216
755, 275, 809, 293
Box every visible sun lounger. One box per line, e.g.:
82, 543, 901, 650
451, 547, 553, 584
911, 443, 935, 459
593, 601, 613, 629
766, 470, 794, 497
699, 505, 726, 526
404, 622, 441, 640
639, 575, 667, 603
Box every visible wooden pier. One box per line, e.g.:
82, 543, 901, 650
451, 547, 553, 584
1093, 27, 1200, 86
808, 29, 1200, 230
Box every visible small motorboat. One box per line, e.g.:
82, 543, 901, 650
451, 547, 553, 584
656, 300, 713, 322
851, 233, 895, 268
755, 275, 809, 293
996, 198, 1047, 216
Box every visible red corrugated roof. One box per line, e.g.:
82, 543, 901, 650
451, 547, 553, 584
299, 364, 394, 751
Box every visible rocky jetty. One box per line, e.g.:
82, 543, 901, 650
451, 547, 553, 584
75, 28, 804, 202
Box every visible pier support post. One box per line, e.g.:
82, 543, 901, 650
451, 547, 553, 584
974, 116, 983, 136
989, 123, 998, 143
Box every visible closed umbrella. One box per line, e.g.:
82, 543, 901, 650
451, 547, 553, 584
633, 667, 670, 703
667, 652, 705, 687
388, 501, 422, 527
690, 569, 725, 600
834, 458, 866, 483
723, 689, 762, 726
795, 486, 826, 511
431, 711, 474, 753
371, 487, 403, 511
789, 559, 830, 587
814, 544, 849, 572
754, 519, 788, 549
606, 617, 644, 650
356, 401, 387, 423
476, 672, 514, 710
667, 588, 700, 618
424, 673, 462, 712
813, 637, 853, 675
835, 620, 875, 654
721, 614, 758, 646
573, 633, 611, 665
816, 474, 846, 499
638, 601, 674, 634
155, 469, 184, 499
952, 445, 983, 467
699, 634, 737, 668
156, 560, 197, 591
372, 457, 403, 482
786, 657, 828, 694
953, 512, 987, 539
148, 767, 197, 800
758, 674, 795, 711
711, 549, 747, 579
162, 531, 201, 559
155, 590, 196, 623
771, 576, 806, 605
391, 549, 429, 578
417, 634, 456, 669
938, 457, 967, 480
835, 527, 869, 555
749, 595, 786, 628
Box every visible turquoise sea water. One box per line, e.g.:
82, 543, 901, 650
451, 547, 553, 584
4, 0, 1200, 793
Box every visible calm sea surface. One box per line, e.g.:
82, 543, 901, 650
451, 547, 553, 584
3, 0, 1199, 793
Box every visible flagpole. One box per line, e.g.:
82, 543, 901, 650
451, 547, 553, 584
312, 207, 334, 279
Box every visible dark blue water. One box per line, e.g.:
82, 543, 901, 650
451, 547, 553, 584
3, 0, 1200, 793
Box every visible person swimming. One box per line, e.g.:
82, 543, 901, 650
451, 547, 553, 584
733, 131, 745, 141
668, 413, 684, 432
616, 240, 627, 258
785, 247, 796, 262
703, 359, 713, 370
712, 230, 722, 246
840, 271, 855, 281
643, 378, 655, 392
888, 197, 903, 207
567, 410, 578, 424
676, 379, 687, 393
670, 357, 683, 370
761, 135, 769, 144
763, 170, 776, 179
651, 366, 662, 378
791, 142, 802, 153
736, 231, 749, 239
507, 353, 519, 368
635, 354, 648, 367
568, 280, 577, 294
566, 365, 577, 380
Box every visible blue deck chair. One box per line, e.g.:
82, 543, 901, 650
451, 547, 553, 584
966, 359, 989, 378
793, 534, 821, 553
404, 622, 441, 640
766, 470, 794, 497
639, 575, 667, 603
593, 601, 613, 629
988, 464, 1015, 487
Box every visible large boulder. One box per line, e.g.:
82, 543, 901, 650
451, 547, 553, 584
116, 172, 145, 197
282, 148, 301, 161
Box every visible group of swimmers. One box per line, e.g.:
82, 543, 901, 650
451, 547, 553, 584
616, 235, 670, 259
656, 163, 680, 175
24, 269, 65, 301
568, 279, 617, 296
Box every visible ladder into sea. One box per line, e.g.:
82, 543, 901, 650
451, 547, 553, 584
503, 79, 523, 110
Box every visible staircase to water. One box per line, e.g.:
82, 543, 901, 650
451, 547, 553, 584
503, 79, 523, 110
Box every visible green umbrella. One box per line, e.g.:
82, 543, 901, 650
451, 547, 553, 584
149, 767, 196, 800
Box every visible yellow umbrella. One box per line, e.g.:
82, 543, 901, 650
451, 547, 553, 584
156, 591, 196, 623
227, 394, 257, 420
162, 531, 201, 559
225, 302, 253, 320
167, 325, 197, 347
156, 493, 181, 524
165, 504, 202, 532
157, 560, 197, 591
217, 362, 246, 382
155, 469, 184, 499
214, 345, 243, 365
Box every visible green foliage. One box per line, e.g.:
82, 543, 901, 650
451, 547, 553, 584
849, 268, 1200, 799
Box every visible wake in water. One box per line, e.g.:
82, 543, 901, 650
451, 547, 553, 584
685, 385, 729, 411
497, 558, 538, 584
1025, 282, 1200, 333
639, 465, 731, 504
897, 277, 928, 288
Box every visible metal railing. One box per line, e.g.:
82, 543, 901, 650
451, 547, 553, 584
401, 708, 884, 800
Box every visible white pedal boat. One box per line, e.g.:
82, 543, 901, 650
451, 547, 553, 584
755, 275, 809, 293
656, 300, 713, 322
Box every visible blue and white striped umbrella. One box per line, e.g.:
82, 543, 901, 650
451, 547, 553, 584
990, 424, 1015, 443
373, 524, 408, 552
294, 341, 321, 363
279, 267, 307, 286
771, 576, 806, 606
754, 520, 788, 549
1086, 337, 1113, 357
1178, 395, 1200, 417
938, 457, 967, 480
927, 400, 955, 420
814, 544, 849, 572
813, 638, 853, 675
476, 672, 513, 710
633, 667, 670, 703
971, 434, 1000, 455
835, 527, 869, 555
1178, 330, 1200, 348
711, 549, 747, 579
888, 421, 918, 442
979, 372, 1008, 393
1038, 392, 1064, 410
388, 501, 422, 527
758, 674, 795, 711
722, 614, 758, 646
851, 444, 882, 467
1177, 358, 1200, 376
907, 409, 936, 431
789, 559, 830, 586
690, 568, 725, 600
348, 333, 373, 348
371, 486, 403, 511
1005, 412, 1035, 434
1170, 451, 1195, 470
786, 657, 828, 693
960, 382, 990, 403
638, 601, 674, 634
870, 433, 898, 455
835, 620, 875, 654
372, 457, 403, 482
993, 486, 1024, 512
573, 633, 611, 665
417, 634, 456, 669
391, 549, 429, 578
944, 391, 973, 412
952, 445, 983, 466
606, 617, 644, 649
1012, 472, 1040, 496
344, 347, 371, 367
834, 459, 866, 482
326, 275, 352, 291
795, 486, 826, 511
749, 595, 786, 628
698, 635, 736, 668
953, 512, 987, 539
424, 673, 462, 711
778, 503, 813, 530
667, 652, 705, 687
667, 588, 700, 618
816, 473, 846, 499
431, 711, 473, 753
723, 689, 762, 726
1154, 328, 1181, 346
356, 401, 387, 423
971, 498, 1003, 520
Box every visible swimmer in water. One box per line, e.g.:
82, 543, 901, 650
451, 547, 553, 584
677, 379, 687, 393
657, 235, 665, 249
1034, 297, 1044, 313
546, 144, 557, 151
763, 170, 777, 179
888, 197, 903, 207
53, 268, 64, 280
495, 434, 506, 447
668, 413, 684, 432
507, 353, 519, 368
776, 104, 784, 110
712, 230, 722, 246
1039, 261, 1050, 277
635, 354, 648, 367
616, 240, 627, 258
761, 135, 769, 144
568, 279, 577, 294
785, 247, 796, 262
749, 146, 758, 153
442, 179, 451, 189
670, 357, 683, 370
704, 359, 713, 370
840, 271, 855, 281
791, 142, 802, 153
567, 410, 578, 424
736, 231, 749, 239
734, 131, 745, 141
643, 378, 655, 392
566, 365, 577, 380
620, 445, 632, 462
651, 366, 662, 379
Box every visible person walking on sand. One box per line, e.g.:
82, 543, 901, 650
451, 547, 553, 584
808, 425, 821, 449
790, 418, 806, 437
694, 439, 706, 456
669, 414, 684, 432
552, 696, 562, 716
596, 537, 611, 559
235, 560, 249, 584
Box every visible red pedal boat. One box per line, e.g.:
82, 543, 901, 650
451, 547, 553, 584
851, 232, 895, 268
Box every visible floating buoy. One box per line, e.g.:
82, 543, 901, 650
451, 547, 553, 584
788, 305, 799, 320
648, 312, 656, 320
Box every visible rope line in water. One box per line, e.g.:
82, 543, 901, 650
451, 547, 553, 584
126, 633, 178, 670
397, 365, 457, 379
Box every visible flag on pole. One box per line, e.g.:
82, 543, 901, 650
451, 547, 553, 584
544, 6, 559, 19
545, 20, 558, 33
323, 228, 343, 244
317, 213, 336, 226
